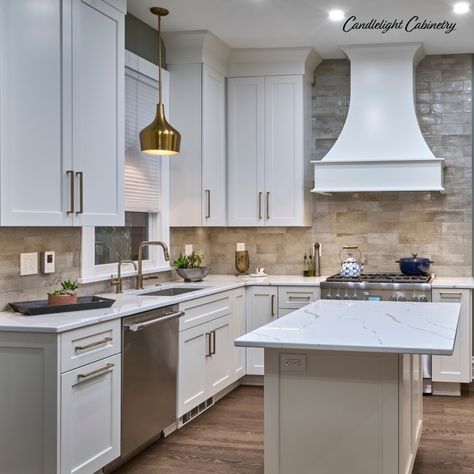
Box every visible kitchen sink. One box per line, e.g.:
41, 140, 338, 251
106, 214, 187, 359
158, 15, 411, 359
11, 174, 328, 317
138, 286, 208, 297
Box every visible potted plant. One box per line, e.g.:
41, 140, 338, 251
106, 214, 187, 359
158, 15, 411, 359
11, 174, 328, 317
47, 280, 79, 306
172, 251, 209, 282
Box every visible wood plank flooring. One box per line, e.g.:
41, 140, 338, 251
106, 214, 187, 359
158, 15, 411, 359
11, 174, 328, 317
116, 385, 474, 474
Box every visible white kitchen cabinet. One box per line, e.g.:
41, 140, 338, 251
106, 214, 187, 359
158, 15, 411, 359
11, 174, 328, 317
0, 0, 125, 226
0, 318, 122, 474
167, 32, 229, 227
227, 75, 311, 227
60, 353, 121, 474
432, 289, 472, 384
178, 322, 208, 417
230, 288, 246, 381
246, 286, 278, 375
70, 0, 124, 226
277, 285, 320, 316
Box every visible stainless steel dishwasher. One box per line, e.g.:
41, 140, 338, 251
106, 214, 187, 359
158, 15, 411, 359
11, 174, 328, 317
117, 305, 182, 467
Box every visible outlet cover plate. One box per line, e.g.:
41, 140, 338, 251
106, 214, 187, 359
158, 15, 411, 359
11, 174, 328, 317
280, 353, 306, 372
20, 252, 39, 276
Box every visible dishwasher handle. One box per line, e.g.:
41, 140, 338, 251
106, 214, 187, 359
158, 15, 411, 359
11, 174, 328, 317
125, 311, 184, 332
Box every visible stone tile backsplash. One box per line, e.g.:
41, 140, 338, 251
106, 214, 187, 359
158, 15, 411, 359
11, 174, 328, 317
0, 54, 471, 310
173, 54, 472, 278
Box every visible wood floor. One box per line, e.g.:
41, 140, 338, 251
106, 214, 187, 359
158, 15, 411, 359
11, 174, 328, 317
116, 385, 474, 474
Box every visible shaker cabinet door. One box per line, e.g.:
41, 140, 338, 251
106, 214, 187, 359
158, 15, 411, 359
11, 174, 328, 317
0, 0, 72, 226
71, 0, 124, 226
227, 77, 265, 226
60, 354, 121, 474
264, 75, 304, 226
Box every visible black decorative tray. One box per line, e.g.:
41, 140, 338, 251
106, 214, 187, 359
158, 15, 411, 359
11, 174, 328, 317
9, 296, 116, 316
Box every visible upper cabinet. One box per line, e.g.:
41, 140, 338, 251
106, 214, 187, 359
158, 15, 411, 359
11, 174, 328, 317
228, 49, 320, 227
0, 0, 125, 226
165, 32, 230, 227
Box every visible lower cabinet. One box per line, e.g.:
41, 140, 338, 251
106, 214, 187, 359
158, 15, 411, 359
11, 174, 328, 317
277, 285, 320, 317
432, 289, 472, 384
60, 354, 121, 474
246, 286, 278, 375
177, 289, 246, 419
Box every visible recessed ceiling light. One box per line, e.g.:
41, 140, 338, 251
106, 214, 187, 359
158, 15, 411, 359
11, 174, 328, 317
329, 9, 345, 21
453, 2, 470, 14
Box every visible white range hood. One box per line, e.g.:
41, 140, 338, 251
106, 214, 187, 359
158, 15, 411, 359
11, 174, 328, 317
312, 43, 445, 193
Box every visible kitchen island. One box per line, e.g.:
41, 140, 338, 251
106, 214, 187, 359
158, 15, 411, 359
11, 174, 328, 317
235, 300, 461, 474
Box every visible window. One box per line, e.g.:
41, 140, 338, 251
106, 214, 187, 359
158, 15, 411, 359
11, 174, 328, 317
80, 51, 170, 283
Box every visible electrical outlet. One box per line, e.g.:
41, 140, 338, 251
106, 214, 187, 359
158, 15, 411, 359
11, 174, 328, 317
184, 244, 193, 255
20, 252, 39, 276
280, 354, 306, 372
41, 251, 55, 274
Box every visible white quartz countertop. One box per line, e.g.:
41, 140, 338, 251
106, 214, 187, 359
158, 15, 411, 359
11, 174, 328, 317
0, 274, 325, 333
235, 300, 461, 355
431, 276, 474, 289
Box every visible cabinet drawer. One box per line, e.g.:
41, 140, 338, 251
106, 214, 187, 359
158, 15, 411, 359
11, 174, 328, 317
179, 292, 232, 332
278, 286, 320, 310
60, 320, 121, 373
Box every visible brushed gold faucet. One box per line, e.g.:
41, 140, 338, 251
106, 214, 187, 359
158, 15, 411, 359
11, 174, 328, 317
111, 260, 137, 294
136, 241, 170, 289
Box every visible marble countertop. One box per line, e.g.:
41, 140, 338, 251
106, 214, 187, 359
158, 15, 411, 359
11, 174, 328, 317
0, 274, 325, 333
235, 299, 461, 355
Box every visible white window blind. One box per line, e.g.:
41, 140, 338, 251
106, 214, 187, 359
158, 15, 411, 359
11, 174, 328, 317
124, 68, 161, 213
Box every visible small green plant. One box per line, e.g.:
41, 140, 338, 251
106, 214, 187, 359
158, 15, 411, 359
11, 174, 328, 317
172, 250, 204, 269
48, 280, 78, 296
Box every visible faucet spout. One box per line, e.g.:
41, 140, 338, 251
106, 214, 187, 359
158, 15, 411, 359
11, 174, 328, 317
136, 241, 170, 289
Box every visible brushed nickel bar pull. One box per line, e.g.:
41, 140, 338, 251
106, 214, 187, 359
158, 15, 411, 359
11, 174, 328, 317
125, 311, 184, 332
75, 336, 112, 352
258, 192, 263, 219
205, 190, 211, 218
288, 296, 311, 301
211, 330, 216, 355
75, 171, 84, 214
77, 363, 114, 382
66, 170, 74, 215
439, 292, 462, 298
266, 192, 270, 219
205, 332, 212, 357
271, 294, 276, 317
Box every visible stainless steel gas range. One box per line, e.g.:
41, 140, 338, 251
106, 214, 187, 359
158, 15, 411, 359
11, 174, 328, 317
320, 273, 433, 303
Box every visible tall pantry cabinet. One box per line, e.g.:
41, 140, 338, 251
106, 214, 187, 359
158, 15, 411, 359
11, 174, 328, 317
165, 31, 230, 227
0, 0, 125, 226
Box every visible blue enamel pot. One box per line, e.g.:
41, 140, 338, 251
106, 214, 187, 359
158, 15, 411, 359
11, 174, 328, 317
396, 254, 434, 276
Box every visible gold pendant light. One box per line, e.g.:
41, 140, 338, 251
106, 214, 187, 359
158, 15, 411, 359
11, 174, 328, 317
140, 7, 181, 155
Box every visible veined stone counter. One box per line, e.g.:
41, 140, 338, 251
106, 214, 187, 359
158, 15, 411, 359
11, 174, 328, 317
236, 299, 461, 355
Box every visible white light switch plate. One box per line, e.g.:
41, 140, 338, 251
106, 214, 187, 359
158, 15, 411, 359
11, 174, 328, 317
20, 252, 39, 276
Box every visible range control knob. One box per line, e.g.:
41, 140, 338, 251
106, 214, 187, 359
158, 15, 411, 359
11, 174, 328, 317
391, 295, 398, 301
411, 296, 419, 302
351, 295, 359, 300
326, 294, 333, 300
334, 294, 341, 300
398, 296, 407, 302
419, 296, 428, 303
343, 294, 351, 300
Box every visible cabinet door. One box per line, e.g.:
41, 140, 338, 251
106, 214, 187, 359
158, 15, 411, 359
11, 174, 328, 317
206, 315, 232, 396
202, 65, 226, 226
246, 286, 278, 375
61, 353, 121, 474
264, 75, 304, 226
71, 0, 124, 226
230, 290, 246, 381
432, 289, 472, 383
0, 0, 72, 226
227, 77, 265, 226
178, 324, 208, 417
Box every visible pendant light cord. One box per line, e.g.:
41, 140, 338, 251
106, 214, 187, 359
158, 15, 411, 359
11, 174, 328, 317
158, 14, 162, 105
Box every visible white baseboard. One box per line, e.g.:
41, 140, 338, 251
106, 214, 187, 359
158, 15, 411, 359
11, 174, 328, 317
432, 381, 461, 396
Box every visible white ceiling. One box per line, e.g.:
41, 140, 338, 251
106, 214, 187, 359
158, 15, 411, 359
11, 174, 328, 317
128, 0, 474, 58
